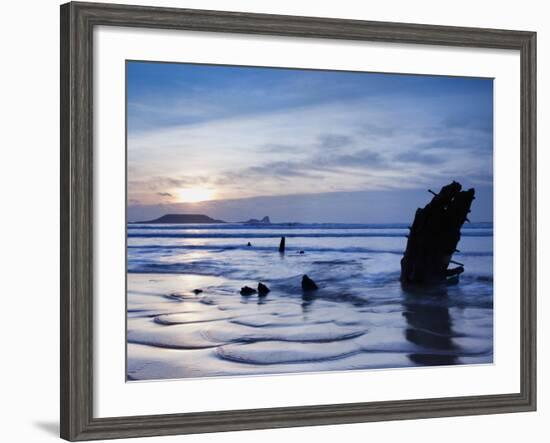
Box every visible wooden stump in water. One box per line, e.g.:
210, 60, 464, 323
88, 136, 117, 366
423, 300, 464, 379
279, 236, 286, 253
400, 181, 475, 285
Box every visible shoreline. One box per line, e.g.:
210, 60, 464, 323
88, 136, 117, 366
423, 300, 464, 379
127, 270, 493, 381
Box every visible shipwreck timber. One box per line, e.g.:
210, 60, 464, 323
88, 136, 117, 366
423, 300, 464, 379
400, 181, 475, 285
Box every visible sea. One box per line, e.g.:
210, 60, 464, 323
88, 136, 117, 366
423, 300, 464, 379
127, 222, 493, 381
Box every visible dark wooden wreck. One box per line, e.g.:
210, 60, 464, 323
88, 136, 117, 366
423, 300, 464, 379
400, 181, 475, 285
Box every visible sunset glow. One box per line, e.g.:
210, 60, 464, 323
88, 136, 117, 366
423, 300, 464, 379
127, 61, 493, 223
176, 187, 215, 203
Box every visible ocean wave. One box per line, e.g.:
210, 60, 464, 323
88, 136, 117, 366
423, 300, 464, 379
128, 231, 492, 239
128, 262, 231, 276
129, 244, 405, 255
127, 243, 493, 257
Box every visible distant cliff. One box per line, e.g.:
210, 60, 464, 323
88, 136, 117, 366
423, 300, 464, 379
243, 216, 271, 224
134, 214, 226, 224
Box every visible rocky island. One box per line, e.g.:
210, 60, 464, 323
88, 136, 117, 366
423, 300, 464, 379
242, 216, 271, 224
134, 214, 226, 224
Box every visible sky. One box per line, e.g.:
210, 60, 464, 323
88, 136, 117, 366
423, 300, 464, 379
127, 61, 493, 223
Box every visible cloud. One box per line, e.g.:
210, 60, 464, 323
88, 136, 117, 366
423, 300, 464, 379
442, 113, 493, 133
317, 134, 353, 150
246, 161, 322, 179
205, 147, 390, 193
359, 122, 397, 138
394, 150, 446, 165
258, 143, 301, 153
212, 162, 325, 188
325, 148, 388, 168
127, 84, 493, 206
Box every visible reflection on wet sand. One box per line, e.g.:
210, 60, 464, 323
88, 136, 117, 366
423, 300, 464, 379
402, 285, 458, 366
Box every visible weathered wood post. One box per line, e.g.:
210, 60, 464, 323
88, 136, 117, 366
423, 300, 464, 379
400, 181, 475, 285
279, 236, 286, 253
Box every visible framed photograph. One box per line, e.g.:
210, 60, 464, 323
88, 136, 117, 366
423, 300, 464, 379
60, 1, 536, 441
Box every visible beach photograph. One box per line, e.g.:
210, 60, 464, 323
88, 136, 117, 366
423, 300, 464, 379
126, 61, 494, 381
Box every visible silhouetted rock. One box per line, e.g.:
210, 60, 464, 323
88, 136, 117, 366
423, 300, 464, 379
279, 236, 286, 253
240, 286, 257, 296
243, 216, 271, 224
400, 181, 475, 285
302, 274, 318, 291
299, 250, 305, 254
192, 289, 203, 295
247, 242, 252, 247
258, 282, 270, 296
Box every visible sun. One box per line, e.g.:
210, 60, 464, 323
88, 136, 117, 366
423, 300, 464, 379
176, 187, 215, 203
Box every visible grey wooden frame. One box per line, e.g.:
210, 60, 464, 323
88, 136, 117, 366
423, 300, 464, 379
60, 1, 537, 441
